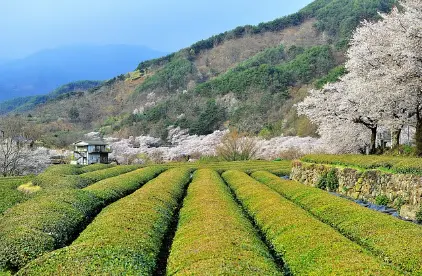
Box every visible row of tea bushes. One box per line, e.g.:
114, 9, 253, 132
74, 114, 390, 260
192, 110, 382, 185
222, 170, 398, 275
167, 169, 281, 275
301, 154, 422, 175
253, 171, 422, 274
0, 176, 32, 214
0, 167, 164, 272
83, 166, 164, 203
160, 160, 291, 176
40, 164, 113, 176
32, 165, 139, 190
18, 168, 191, 275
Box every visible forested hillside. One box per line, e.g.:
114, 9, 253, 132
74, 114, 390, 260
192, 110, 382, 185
0, 0, 396, 147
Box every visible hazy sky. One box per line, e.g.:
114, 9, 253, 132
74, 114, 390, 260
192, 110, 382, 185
1, 0, 313, 59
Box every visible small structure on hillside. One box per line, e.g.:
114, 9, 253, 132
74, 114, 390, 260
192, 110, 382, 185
72, 140, 111, 165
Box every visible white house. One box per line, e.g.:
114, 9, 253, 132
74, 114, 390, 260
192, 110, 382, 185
72, 140, 111, 165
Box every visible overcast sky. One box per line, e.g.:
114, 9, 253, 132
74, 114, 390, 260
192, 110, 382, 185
1, 0, 313, 59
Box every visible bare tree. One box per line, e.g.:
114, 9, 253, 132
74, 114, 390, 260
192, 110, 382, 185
0, 117, 29, 176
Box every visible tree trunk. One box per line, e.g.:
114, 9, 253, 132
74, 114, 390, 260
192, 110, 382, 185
416, 116, 422, 156
391, 129, 401, 149
370, 127, 377, 154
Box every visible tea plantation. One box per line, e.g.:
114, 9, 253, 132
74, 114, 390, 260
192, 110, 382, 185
1, 158, 421, 275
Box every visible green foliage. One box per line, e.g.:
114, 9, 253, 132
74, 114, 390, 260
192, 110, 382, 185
167, 169, 281, 275
134, 57, 194, 95
83, 167, 164, 203
314, 65, 346, 89
19, 168, 190, 275
0, 189, 103, 271
375, 194, 390, 206
155, 160, 292, 176
326, 168, 339, 191
0, 176, 32, 214
416, 206, 422, 223
0, 166, 163, 272
253, 171, 422, 274
223, 170, 395, 275
67, 107, 79, 121
190, 100, 226, 135
32, 164, 126, 190
301, 154, 422, 175
316, 172, 327, 190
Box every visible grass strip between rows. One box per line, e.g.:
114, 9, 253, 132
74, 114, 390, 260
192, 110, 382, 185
18, 168, 191, 275
166, 169, 282, 275
252, 171, 422, 274
0, 166, 163, 272
222, 170, 398, 275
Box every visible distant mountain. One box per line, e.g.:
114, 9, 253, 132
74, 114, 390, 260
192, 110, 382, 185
0, 45, 166, 101
0, 0, 397, 148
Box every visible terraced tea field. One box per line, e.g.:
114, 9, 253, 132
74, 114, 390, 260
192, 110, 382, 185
1, 160, 421, 275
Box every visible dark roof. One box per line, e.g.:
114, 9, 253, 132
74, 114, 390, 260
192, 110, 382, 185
74, 140, 108, 146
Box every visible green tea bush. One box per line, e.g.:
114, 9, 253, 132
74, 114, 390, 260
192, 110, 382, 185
0, 167, 164, 272
83, 166, 164, 203
167, 169, 281, 275
375, 194, 390, 206
79, 165, 139, 184
0, 177, 32, 214
222, 170, 395, 275
0, 189, 103, 271
33, 165, 139, 190
252, 171, 422, 274
301, 154, 422, 175
18, 168, 191, 275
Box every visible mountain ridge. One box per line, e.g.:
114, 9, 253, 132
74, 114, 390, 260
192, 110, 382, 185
0, 0, 397, 148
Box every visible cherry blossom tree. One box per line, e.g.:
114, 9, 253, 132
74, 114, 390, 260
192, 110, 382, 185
299, 0, 422, 154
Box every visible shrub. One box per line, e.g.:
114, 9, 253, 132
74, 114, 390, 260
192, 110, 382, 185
167, 169, 281, 275
0, 189, 103, 271
415, 206, 422, 223
18, 168, 191, 275
252, 171, 422, 274
216, 130, 258, 161
0, 167, 163, 272
0, 176, 32, 214
83, 166, 164, 203
222, 170, 395, 275
277, 147, 304, 160
316, 172, 327, 190
375, 194, 390, 206
301, 154, 422, 175
326, 168, 339, 192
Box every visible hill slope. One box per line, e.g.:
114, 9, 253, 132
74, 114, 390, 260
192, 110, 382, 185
1, 0, 396, 147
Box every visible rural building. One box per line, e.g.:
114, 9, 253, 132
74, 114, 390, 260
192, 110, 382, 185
72, 140, 111, 165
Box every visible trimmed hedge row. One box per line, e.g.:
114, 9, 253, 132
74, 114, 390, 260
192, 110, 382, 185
83, 166, 164, 203
0, 177, 32, 214
33, 165, 139, 190
41, 164, 113, 176
167, 169, 282, 275
18, 168, 191, 275
0, 167, 163, 272
160, 160, 291, 176
301, 154, 422, 175
252, 171, 422, 274
222, 170, 398, 275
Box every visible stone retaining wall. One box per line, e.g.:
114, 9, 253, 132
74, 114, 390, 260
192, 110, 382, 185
290, 161, 422, 220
